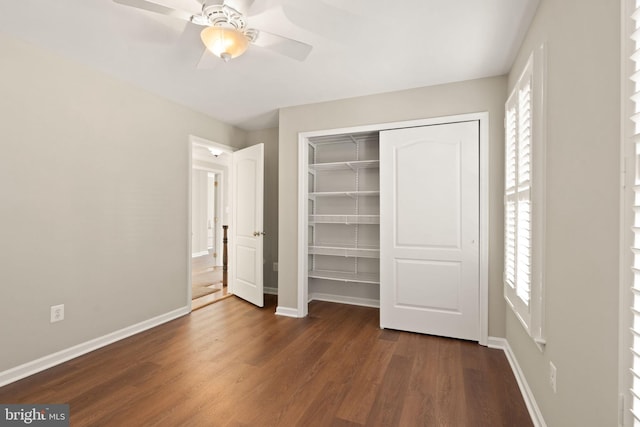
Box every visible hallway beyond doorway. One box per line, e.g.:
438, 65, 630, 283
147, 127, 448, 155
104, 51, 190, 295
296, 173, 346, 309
191, 254, 230, 310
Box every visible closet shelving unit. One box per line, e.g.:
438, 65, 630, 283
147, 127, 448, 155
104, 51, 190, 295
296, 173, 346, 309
306, 132, 380, 293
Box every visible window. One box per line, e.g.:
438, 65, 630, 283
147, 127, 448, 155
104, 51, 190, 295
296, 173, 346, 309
504, 48, 545, 344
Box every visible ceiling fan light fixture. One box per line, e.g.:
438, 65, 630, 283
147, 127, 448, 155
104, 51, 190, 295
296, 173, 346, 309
200, 26, 249, 62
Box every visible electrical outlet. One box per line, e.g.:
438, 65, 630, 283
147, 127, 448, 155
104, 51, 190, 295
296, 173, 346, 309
273, 262, 278, 272
549, 361, 557, 393
50, 304, 64, 323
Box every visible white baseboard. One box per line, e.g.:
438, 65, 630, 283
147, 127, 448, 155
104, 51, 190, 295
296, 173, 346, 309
275, 306, 301, 318
309, 292, 380, 308
0, 306, 190, 387
264, 286, 278, 295
486, 336, 508, 349
488, 336, 547, 427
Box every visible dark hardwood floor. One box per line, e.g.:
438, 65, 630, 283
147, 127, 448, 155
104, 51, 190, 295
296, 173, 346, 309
0, 296, 532, 426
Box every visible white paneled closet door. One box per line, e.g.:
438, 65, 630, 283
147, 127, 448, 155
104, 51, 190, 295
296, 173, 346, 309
379, 121, 480, 341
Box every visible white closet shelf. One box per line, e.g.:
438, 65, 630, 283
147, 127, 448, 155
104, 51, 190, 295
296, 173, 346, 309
308, 244, 380, 258
309, 215, 380, 225
309, 190, 380, 198
308, 131, 379, 147
309, 160, 379, 171
308, 270, 380, 284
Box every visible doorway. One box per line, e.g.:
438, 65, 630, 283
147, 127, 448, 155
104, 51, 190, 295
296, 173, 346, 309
189, 137, 233, 310
191, 169, 229, 309
188, 136, 266, 311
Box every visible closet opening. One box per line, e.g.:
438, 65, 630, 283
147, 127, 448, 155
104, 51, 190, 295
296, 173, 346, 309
306, 131, 381, 308
296, 113, 490, 345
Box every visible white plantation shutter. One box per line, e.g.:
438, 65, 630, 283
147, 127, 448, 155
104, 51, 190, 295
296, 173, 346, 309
516, 199, 531, 303
504, 56, 534, 330
505, 200, 517, 285
506, 107, 518, 191
505, 106, 517, 290
629, 1, 640, 423
518, 82, 532, 186
517, 80, 532, 305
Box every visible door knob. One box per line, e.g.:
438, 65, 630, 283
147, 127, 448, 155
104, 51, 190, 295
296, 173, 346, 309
253, 231, 266, 236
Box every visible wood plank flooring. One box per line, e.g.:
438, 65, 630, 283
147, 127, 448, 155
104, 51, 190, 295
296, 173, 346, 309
0, 296, 533, 426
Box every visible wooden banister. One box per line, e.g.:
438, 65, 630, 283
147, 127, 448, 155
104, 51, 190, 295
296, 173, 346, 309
222, 225, 228, 287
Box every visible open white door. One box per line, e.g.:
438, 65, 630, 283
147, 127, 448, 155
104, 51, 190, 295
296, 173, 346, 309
380, 121, 480, 341
231, 143, 264, 307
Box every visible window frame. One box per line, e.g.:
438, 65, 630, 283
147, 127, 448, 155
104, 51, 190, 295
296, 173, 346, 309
504, 46, 547, 347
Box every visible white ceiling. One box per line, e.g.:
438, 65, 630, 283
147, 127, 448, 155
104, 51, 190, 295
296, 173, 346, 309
0, 0, 539, 130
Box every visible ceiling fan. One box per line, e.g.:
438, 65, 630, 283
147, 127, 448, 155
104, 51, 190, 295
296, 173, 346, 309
113, 0, 313, 62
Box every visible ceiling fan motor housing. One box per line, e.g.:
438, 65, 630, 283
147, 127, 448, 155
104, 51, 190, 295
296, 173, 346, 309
202, 1, 245, 29
199, 0, 258, 42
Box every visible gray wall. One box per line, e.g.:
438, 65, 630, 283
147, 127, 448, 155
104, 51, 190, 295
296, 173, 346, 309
278, 76, 508, 337
0, 33, 246, 372
505, 1, 620, 426
246, 127, 279, 291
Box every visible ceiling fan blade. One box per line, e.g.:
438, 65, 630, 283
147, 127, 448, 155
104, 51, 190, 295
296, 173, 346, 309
174, 24, 210, 65
113, 0, 196, 23
196, 48, 223, 69
251, 30, 312, 61
177, 20, 205, 44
